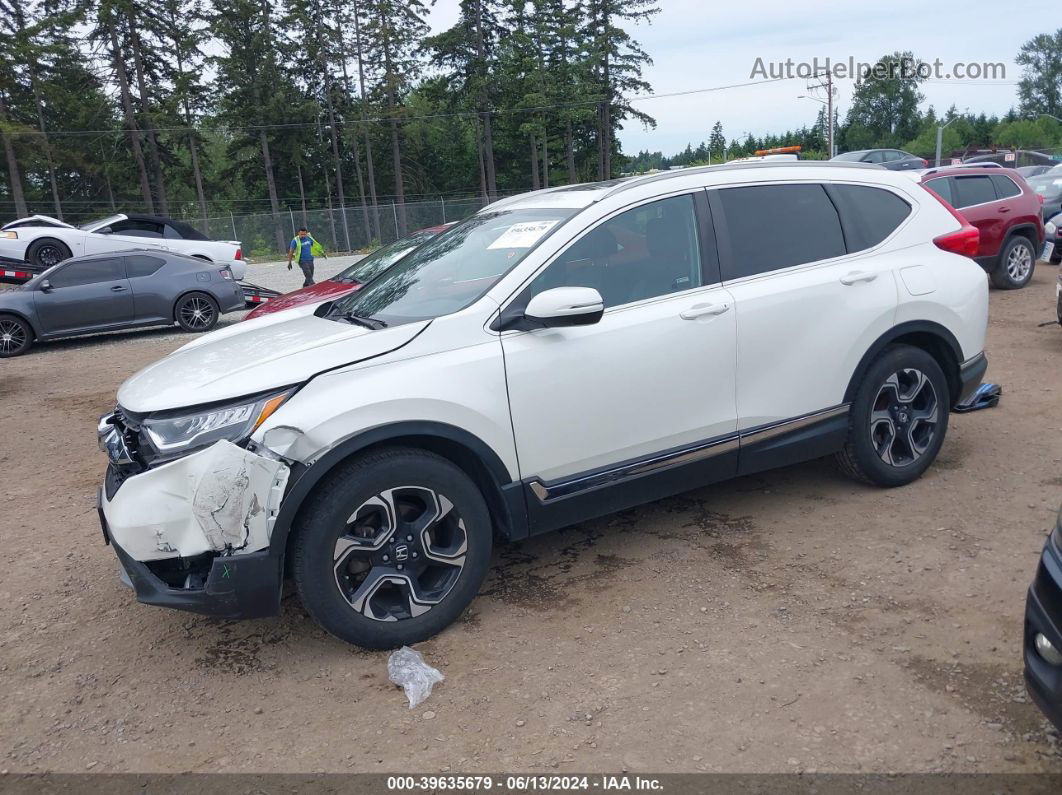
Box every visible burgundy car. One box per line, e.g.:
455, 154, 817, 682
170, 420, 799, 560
244, 224, 452, 320
917, 166, 1044, 289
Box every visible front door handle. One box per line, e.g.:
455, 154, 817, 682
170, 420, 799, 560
840, 271, 878, 286
680, 302, 730, 320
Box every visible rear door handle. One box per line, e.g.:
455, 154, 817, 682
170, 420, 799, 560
998, 206, 1012, 214
680, 302, 730, 320
840, 271, 878, 286
110, 285, 127, 292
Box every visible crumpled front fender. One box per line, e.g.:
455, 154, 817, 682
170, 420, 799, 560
102, 440, 290, 562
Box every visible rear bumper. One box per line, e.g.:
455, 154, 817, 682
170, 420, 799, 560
1024, 531, 1062, 731
956, 352, 988, 405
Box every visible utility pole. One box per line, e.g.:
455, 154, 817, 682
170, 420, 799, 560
800, 70, 835, 157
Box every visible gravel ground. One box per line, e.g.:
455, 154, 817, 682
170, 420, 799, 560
1, 263, 1061, 774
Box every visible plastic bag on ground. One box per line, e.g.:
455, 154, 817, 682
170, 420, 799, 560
388, 646, 444, 708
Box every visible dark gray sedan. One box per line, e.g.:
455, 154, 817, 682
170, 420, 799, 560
0, 250, 245, 357
831, 148, 927, 170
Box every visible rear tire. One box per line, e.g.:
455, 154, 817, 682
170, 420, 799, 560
26, 238, 71, 271
174, 292, 220, 333
835, 345, 949, 487
990, 236, 1035, 289
0, 314, 32, 357
291, 447, 493, 649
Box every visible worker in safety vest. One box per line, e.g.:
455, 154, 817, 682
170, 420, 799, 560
287, 227, 325, 287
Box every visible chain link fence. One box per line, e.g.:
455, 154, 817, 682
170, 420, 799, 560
197, 196, 502, 258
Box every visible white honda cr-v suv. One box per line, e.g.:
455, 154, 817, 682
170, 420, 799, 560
97, 162, 989, 648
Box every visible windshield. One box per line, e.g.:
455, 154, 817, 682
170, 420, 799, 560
335, 232, 436, 284
832, 151, 866, 162
79, 214, 124, 231
327, 208, 577, 326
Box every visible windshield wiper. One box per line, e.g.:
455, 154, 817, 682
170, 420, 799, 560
338, 312, 388, 330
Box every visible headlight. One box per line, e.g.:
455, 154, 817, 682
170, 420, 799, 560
0, 231, 17, 239
1047, 221, 1057, 236
141, 389, 292, 458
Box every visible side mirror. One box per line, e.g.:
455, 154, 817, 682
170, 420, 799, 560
523, 287, 604, 328
40, 279, 53, 293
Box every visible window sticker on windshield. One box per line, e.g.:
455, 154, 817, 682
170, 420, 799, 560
487, 220, 558, 249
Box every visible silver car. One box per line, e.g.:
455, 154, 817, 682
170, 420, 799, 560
0, 249, 245, 357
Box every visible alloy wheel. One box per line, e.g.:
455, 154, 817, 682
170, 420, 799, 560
333, 486, 467, 622
36, 244, 64, 268
0, 318, 27, 355
1006, 243, 1033, 282
869, 368, 940, 467
179, 296, 215, 330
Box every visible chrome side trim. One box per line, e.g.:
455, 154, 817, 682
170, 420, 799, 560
738, 404, 850, 445
527, 404, 850, 504
529, 434, 739, 503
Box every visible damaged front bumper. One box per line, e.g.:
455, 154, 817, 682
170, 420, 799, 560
98, 437, 292, 619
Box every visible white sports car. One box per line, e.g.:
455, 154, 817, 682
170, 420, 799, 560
0, 213, 245, 280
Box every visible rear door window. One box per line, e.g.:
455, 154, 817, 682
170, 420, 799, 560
716, 183, 845, 280
952, 175, 997, 208
829, 184, 912, 251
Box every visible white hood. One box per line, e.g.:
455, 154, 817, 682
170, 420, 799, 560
2, 214, 74, 230
117, 313, 429, 413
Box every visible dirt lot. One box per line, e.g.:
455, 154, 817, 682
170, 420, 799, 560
1, 265, 1061, 775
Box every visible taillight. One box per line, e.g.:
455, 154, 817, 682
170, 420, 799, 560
220, 268, 233, 280
933, 225, 980, 257
1037, 194, 1045, 205
921, 159, 928, 168
921, 182, 980, 257
234, 248, 243, 260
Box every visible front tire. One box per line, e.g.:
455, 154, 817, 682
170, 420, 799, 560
990, 236, 1035, 289
835, 345, 949, 487
291, 447, 493, 649
26, 238, 71, 271
0, 314, 33, 357
174, 292, 220, 332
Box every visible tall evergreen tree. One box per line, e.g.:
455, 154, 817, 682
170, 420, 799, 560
360, 0, 430, 236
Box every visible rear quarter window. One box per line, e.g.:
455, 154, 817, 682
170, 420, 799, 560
716, 183, 845, 279
125, 254, 167, 278
989, 174, 1021, 199
830, 184, 912, 251
924, 177, 954, 205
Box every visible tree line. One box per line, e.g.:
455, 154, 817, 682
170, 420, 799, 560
0, 0, 660, 249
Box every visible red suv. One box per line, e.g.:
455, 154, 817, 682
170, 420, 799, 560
916, 166, 1044, 289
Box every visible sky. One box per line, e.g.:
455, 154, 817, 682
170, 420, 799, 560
425, 0, 1051, 156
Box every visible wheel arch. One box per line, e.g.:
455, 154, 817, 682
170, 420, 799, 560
844, 321, 964, 407
26, 235, 72, 264
271, 421, 527, 569
1004, 222, 1039, 248
0, 308, 39, 340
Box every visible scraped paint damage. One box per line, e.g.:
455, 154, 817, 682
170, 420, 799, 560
190, 440, 291, 555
